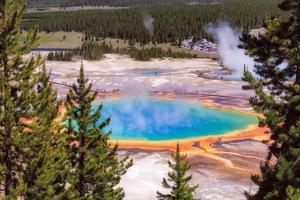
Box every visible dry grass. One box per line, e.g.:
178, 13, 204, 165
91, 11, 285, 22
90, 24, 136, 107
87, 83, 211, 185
37, 31, 84, 48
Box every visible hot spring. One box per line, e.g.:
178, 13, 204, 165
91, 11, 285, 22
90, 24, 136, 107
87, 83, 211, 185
96, 97, 257, 141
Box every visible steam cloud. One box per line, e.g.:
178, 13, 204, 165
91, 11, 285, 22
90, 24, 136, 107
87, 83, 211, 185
102, 98, 192, 139
206, 22, 255, 77
143, 14, 154, 35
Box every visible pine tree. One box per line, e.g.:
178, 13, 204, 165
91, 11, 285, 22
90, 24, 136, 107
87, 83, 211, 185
47, 51, 54, 61
240, 0, 300, 199
0, 1, 66, 198
0, 0, 40, 197
157, 143, 199, 200
18, 65, 68, 200
64, 64, 132, 199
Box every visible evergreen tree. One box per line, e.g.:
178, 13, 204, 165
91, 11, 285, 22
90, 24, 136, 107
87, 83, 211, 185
0, 1, 66, 198
18, 65, 68, 200
76, 40, 105, 60
47, 51, 54, 61
64, 64, 132, 199
47, 51, 73, 61
0, 0, 39, 197
240, 0, 300, 199
157, 143, 199, 200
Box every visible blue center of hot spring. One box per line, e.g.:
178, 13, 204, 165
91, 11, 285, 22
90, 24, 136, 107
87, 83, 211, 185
95, 97, 257, 141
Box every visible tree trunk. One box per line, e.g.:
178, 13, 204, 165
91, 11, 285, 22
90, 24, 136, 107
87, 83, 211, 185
4, 147, 12, 196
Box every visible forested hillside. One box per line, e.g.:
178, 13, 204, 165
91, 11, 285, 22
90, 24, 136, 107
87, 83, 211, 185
26, 0, 219, 7
23, 0, 284, 44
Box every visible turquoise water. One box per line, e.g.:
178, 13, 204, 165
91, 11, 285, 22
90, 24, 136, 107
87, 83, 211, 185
142, 69, 163, 75
95, 97, 257, 141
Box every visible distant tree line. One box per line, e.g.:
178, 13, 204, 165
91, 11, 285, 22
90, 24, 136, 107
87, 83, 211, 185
69, 39, 197, 61
129, 46, 197, 61
26, 0, 219, 7
73, 41, 109, 60
22, 0, 284, 44
46, 41, 115, 61
47, 50, 73, 61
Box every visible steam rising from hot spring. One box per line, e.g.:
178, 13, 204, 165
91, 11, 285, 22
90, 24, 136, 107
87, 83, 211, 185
143, 14, 154, 35
107, 98, 191, 136
206, 22, 255, 77
98, 97, 258, 141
